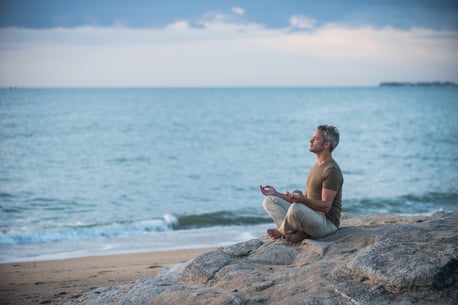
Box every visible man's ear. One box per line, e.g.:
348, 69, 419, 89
324, 141, 331, 151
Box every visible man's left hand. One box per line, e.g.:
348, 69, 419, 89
286, 190, 304, 203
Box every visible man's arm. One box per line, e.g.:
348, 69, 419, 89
259, 185, 292, 202
291, 188, 337, 214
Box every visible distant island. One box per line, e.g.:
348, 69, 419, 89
379, 81, 457, 87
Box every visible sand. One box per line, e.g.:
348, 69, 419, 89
0, 247, 216, 305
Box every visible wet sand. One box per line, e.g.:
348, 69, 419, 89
0, 247, 215, 305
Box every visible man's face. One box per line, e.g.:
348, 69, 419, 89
309, 130, 326, 153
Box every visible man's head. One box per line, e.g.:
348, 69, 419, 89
310, 125, 340, 153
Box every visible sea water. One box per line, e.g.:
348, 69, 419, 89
1, 87, 457, 262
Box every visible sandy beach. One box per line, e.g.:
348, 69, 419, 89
0, 247, 216, 305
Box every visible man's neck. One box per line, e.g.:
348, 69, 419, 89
316, 151, 332, 165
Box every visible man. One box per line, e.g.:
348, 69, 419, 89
260, 125, 343, 243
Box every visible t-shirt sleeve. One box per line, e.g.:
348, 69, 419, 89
323, 166, 343, 191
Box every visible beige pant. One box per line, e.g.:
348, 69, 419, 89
262, 196, 337, 239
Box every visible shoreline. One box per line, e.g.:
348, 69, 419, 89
1, 212, 455, 305
0, 223, 270, 264
0, 247, 216, 305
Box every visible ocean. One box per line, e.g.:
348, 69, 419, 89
1, 87, 457, 262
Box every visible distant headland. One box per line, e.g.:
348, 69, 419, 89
379, 81, 457, 87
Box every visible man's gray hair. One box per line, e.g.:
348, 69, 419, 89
317, 125, 339, 152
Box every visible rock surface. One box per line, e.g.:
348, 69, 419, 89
64, 212, 458, 305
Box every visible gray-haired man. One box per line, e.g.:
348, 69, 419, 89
260, 125, 343, 243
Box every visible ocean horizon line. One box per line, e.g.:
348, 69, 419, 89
3, 81, 457, 90
0, 85, 408, 90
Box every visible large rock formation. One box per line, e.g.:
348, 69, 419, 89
65, 212, 457, 305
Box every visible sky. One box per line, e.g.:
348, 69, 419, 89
0, 0, 457, 87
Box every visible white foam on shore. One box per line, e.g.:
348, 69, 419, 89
0, 223, 271, 263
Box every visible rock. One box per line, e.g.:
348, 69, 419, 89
296, 239, 333, 261
344, 239, 457, 292
330, 212, 458, 305
222, 238, 263, 257
65, 212, 458, 305
248, 243, 297, 265
179, 250, 231, 284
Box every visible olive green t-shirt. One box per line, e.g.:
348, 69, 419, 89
306, 159, 343, 227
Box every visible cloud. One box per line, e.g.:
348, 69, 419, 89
289, 15, 316, 30
166, 20, 190, 30
0, 17, 457, 87
232, 7, 245, 15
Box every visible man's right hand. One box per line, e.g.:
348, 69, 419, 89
259, 185, 277, 196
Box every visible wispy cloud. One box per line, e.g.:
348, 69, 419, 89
289, 15, 316, 30
0, 15, 457, 87
232, 7, 245, 15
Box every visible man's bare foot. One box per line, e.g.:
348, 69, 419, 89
285, 231, 309, 243
267, 228, 283, 240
